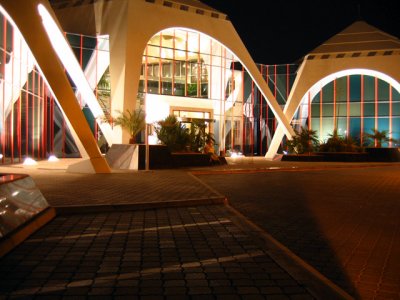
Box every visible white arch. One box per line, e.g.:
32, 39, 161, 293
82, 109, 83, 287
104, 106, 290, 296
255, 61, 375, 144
295, 68, 400, 132
302, 68, 400, 108
266, 55, 400, 159
143, 26, 292, 134
103, 0, 296, 144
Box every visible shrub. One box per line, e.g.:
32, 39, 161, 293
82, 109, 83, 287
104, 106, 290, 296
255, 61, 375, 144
319, 129, 362, 152
189, 120, 215, 153
155, 115, 190, 152
286, 127, 319, 154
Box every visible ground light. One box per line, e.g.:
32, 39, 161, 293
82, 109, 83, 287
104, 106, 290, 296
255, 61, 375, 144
23, 157, 38, 166
48, 155, 59, 162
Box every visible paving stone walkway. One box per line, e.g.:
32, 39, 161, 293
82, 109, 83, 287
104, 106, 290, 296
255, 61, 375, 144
1, 205, 314, 299
198, 164, 400, 300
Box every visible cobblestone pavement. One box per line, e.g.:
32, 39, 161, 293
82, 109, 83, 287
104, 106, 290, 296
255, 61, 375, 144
0, 165, 222, 207
197, 164, 400, 300
0, 205, 314, 300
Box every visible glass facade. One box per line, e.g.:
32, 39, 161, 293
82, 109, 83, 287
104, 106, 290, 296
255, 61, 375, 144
292, 75, 400, 147
139, 28, 298, 156
1, 6, 399, 165
0, 13, 80, 164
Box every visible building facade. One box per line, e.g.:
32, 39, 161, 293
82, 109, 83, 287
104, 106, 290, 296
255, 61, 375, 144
0, 0, 400, 172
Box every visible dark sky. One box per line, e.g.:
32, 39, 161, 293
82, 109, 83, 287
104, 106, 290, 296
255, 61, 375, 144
199, 0, 400, 65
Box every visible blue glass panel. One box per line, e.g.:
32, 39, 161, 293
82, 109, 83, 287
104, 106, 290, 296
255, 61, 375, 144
336, 117, 347, 136
349, 117, 361, 140
364, 118, 376, 141
336, 103, 347, 117
350, 75, 361, 101
392, 118, 400, 146
350, 102, 361, 117
364, 103, 375, 117
378, 103, 389, 116
378, 118, 389, 131
321, 118, 334, 141
378, 80, 390, 101
322, 81, 334, 103
311, 103, 320, 117
392, 87, 400, 101
363, 75, 375, 102
336, 77, 347, 102
393, 101, 400, 117
311, 118, 320, 138
378, 118, 390, 147
323, 104, 334, 117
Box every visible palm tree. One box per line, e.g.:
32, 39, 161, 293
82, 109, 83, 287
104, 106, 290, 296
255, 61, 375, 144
364, 129, 393, 148
319, 129, 345, 152
112, 108, 146, 144
286, 126, 318, 154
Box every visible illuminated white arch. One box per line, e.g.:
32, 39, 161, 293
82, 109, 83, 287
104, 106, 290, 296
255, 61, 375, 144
143, 27, 247, 150
302, 68, 400, 107
293, 66, 400, 124
37, 4, 114, 146
0, 4, 91, 158
1, 0, 111, 172
142, 29, 241, 112
295, 68, 400, 129
266, 54, 400, 159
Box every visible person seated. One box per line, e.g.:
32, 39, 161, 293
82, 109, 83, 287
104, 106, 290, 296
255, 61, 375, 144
204, 139, 220, 164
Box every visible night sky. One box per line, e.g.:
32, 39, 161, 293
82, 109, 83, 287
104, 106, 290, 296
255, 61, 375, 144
199, 0, 400, 65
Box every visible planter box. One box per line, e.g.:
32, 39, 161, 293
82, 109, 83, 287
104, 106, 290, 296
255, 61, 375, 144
282, 149, 400, 162
365, 147, 400, 162
281, 154, 325, 162
107, 144, 226, 170
317, 152, 369, 162
171, 153, 211, 167
138, 144, 173, 169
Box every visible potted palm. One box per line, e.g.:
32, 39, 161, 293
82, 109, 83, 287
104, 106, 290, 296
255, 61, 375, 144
286, 126, 319, 154
112, 108, 146, 144
364, 128, 399, 162
364, 129, 393, 148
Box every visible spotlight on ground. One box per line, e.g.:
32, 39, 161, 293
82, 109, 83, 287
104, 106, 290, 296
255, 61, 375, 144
23, 157, 38, 166
48, 155, 59, 162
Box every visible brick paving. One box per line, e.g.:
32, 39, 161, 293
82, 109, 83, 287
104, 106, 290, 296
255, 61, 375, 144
3, 159, 394, 299
0, 165, 223, 207
0, 205, 314, 299
198, 164, 400, 300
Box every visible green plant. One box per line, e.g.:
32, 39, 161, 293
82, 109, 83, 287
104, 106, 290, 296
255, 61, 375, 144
155, 115, 190, 152
111, 108, 146, 144
187, 83, 198, 96
364, 129, 393, 148
189, 120, 215, 152
319, 129, 363, 152
319, 129, 345, 152
286, 126, 319, 154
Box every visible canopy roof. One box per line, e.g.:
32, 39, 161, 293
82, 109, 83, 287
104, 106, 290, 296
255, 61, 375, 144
310, 21, 400, 54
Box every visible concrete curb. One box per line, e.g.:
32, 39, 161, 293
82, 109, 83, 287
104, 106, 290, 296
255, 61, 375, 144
191, 162, 400, 176
224, 204, 354, 300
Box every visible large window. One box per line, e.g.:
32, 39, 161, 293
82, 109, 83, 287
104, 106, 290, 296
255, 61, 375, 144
293, 75, 400, 147
139, 28, 234, 99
